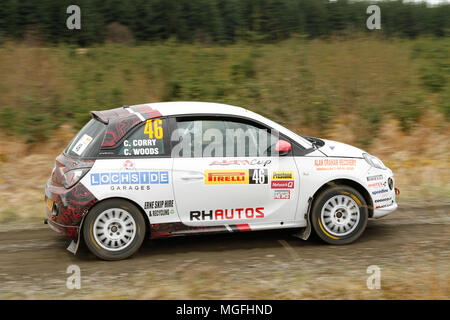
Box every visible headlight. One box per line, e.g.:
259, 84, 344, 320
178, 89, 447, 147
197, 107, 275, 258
62, 168, 90, 189
363, 153, 387, 170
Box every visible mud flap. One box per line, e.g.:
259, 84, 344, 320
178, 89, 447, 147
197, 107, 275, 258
66, 213, 87, 255
292, 197, 313, 240
67, 240, 79, 254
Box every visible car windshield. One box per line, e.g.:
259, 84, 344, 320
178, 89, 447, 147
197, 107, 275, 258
64, 119, 106, 158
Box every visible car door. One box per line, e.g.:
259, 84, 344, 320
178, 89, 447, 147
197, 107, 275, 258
171, 116, 300, 228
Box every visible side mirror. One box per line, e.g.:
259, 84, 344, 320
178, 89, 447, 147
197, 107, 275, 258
275, 140, 292, 156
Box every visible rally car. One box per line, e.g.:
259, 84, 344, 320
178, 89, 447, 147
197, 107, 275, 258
44, 102, 398, 260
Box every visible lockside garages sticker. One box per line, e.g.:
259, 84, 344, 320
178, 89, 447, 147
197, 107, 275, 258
90, 171, 169, 189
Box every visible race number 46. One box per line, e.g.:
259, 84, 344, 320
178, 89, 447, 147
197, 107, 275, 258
144, 119, 163, 139
250, 169, 268, 184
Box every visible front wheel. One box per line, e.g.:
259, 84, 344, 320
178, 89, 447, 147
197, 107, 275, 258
311, 186, 368, 245
83, 199, 146, 260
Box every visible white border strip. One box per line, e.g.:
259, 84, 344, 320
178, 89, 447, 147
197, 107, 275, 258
126, 107, 145, 121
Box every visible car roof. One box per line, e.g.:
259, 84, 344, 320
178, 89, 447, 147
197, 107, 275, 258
133, 101, 249, 118
93, 101, 313, 149
91, 101, 249, 123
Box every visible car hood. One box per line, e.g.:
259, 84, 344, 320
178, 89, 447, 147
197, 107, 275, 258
318, 139, 365, 158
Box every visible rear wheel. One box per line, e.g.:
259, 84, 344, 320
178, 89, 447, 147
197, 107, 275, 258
83, 199, 146, 260
311, 186, 368, 245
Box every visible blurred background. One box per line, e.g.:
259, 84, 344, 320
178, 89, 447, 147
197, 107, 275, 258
0, 0, 448, 299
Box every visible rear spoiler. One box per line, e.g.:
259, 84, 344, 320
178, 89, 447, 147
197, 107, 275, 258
90, 111, 109, 124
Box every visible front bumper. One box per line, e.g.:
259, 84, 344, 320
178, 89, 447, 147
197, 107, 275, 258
369, 173, 398, 219
372, 201, 398, 218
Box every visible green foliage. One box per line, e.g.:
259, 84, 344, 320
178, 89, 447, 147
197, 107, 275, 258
18, 98, 60, 143
302, 101, 333, 135
412, 40, 449, 94
0, 37, 448, 145
0, 0, 448, 45
163, 81, 182, 101
231, 59, 256, 82
439, 87, 450, 121
0, 106, 16, 133
356, 106, 382, 148
392, 98, 423, 132
420, 65, 447, 93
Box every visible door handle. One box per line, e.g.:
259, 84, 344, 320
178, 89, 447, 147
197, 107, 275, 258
181, 174, 204, 180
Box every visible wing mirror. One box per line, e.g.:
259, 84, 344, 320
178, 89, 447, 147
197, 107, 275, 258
275, 139, 292, 156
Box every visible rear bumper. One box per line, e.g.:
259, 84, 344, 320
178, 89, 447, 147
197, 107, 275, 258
45, 179, 97, 239
44, 212, 79, 239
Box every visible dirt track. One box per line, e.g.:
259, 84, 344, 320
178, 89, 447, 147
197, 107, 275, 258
0, 204, 449, 299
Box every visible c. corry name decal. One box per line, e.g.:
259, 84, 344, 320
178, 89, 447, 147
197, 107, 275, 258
121, 119, 164, 156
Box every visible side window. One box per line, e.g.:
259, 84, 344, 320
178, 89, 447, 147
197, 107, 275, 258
224, 120, 278, 157
174, 119, 226, 157
118, 118, 167, 157
173, 117, 279, 158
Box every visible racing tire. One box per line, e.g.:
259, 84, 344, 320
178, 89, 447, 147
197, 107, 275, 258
311, 185, 368, 245
83, 199, 146, 261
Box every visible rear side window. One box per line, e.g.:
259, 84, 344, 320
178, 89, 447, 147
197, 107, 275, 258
117, 118, 168, 157
65, 119, 106, 158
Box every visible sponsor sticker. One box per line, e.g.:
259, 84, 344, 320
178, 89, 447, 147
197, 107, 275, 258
371, 189, 389, 195
374, 197, 393, 203
90, 171, 169, 186
314, 158, 356, 171
205, 170, 248, 185
368, 182, 384, 188
149, 209, 173, 217
209, 159, 272, 167
145, 199, 175, 217
271, 180, 294, 189
272, 171, 295, 180
123, 160, 135, 170
144, 199, 174, 209
367, 175, 383, 181
190, 207, 264, 221
72, 134, 93, 155
274, 190, 290, 199
205, 169, 268, 185
376, 202, 394, 209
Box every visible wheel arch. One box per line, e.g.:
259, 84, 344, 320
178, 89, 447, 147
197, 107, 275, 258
311, 178, 374, 218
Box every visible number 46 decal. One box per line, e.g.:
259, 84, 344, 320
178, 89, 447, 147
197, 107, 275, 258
144, 119, 163, 139
249, 169, 268, 184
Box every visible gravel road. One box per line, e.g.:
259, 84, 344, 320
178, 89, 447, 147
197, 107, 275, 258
0, 204, 449, 299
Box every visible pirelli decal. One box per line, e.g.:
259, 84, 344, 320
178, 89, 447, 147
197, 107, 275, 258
205, 169, 268, 185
